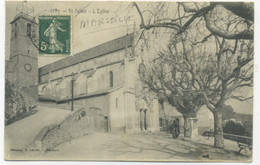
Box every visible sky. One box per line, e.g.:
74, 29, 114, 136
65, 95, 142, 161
5, 1, 140, 67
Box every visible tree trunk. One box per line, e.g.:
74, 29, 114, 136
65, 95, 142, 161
165, 119, 169, 133
213, 111, 224, 148
183, 116, 192, 138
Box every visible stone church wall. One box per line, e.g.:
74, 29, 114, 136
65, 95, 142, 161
10, 17, 38, 57
8, 16, 38, 101
22, 86, 38, 101
37, 33, 161, 134
109, 87, 125, 132
38, 49, 126, 100
11, 55, 38, 88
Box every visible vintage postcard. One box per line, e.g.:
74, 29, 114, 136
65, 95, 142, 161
5, 0, 254, 161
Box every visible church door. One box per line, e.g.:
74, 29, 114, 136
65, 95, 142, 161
140, 109, 148, 131
140, 109, 143, 131
144, 110, 147, 130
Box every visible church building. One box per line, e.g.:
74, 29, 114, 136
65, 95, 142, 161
6, 2, 208, 136
37, 33, 160, 133
5, 2, 160, 134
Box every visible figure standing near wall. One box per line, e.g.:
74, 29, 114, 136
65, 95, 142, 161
171, 119, 180, 139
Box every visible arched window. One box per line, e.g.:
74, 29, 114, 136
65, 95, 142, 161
27, 23, 31, 37
85, 77, 88, 94
109, 71, 113, 87
38, 75, 42, 83
14, 23, 17, 37
42, 86, 46, 93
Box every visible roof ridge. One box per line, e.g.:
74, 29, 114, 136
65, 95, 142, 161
39, 33, 134, 75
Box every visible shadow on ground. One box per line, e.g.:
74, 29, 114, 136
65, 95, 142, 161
96, 133, 250, 161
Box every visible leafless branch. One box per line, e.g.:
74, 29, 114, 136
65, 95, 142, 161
230, 96, 253, 101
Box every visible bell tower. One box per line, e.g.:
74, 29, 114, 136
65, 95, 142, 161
9, 1, 38, 99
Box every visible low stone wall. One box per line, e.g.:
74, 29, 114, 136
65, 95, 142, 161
35, 108, 91, 150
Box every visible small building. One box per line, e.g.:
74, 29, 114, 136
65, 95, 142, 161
158, 99, 214, 137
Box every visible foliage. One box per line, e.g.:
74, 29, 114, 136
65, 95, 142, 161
223, 120, 246, 136
5, 80, 36, 125
222, 105, 235, 121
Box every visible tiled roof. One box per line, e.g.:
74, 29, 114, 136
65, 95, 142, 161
39, 33, 134, 76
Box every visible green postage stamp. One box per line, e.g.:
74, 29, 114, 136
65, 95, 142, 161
39, 16, 71, 55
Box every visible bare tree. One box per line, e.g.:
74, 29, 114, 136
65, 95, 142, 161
133, 2, 253, 40
134, 1, 253, 148
198, 38, 253, 148
138, 38, 204, 138
142, 32, 252, 148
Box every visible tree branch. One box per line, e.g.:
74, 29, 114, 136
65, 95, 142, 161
213, 2, 254, 22
204, 13, 253, 40
230, 95, 253, 101
178, 4, 215, 34
133, 2, 180, 31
